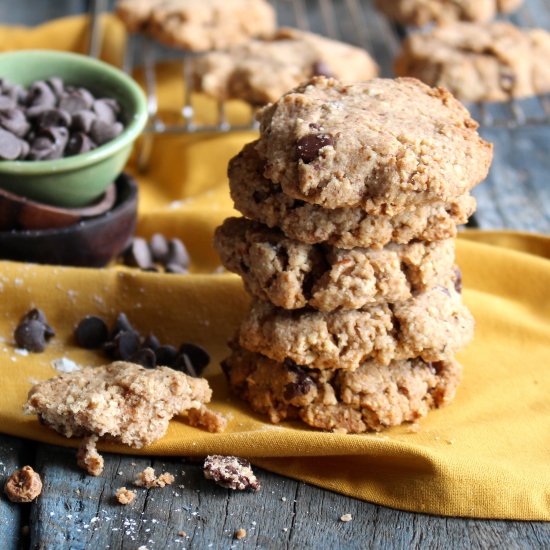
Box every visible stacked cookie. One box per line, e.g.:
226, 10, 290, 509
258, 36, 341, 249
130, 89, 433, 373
215, 76, 493, 433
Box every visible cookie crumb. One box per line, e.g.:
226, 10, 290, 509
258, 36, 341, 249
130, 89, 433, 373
178, 530, 187, 537
4, 466, 42, 503
281, 496, 287, 502
115, 486, 136, 505
407, 422, 422, 433
235, 528, 247, 540
134, 467, 174, 488
204, 455, 260, 491
186, 406, 227, 433
76, 435, 104, 476
340, 513, 353, 522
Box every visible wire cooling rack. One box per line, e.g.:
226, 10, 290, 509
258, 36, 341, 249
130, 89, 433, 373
88, 0, 550, 168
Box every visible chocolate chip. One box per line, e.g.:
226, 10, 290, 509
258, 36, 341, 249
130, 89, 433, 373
177, 343, 210, 377
28, 135, 56, 160
93, 98, 118, 124
111, 330, 140, 361
166, 238, 190, 268
0, 127, 22, 160
14, 320, 47, 352
0, 108, 30, 138
65, 132, 96, 156
454, 266, 463, 294
282, 360, 314, 400
130, 348, 157, 369
165, 263, 188, 274
75, 316, 109, 349
311, 61, 333, 78
90, 119, 123, 146
111, 312, 134, 338
26, 81, 56, 113
155, 345, 178, 367
59, 88, 94, 114
124, 238, 153, 270
296, 133, 334, 164
21, 308, 55, 339
71, 110, 96, 133
142, 334, 160, 351
150, 233, 169, 263
252, 189, 269, 203
18, 139, 30, 159
36, 109, 71, 129
46, 77, 64, 99
0, 95, 16, 111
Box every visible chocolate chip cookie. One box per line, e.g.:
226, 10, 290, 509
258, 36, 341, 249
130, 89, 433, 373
215, 217, 458, 310
229, 143, 477, 249
116, 0, 276, 51
222, 344, 462, 432
375, 0, 523, 27
193, 27, 378, 105
238, 287, 474, 370
255, 77, 492, 212
395, 21, 550, 103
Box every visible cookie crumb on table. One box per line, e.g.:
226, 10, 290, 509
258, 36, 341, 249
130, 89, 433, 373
340, 513, 353, 522
134, 467, 175, 488
115, 486, 136, 505
3, 466, 43, 503
235, 528, 247, 540
204, 455, 261, 491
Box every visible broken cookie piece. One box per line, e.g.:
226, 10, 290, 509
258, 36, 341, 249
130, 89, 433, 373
4, 466, 43, 503
134, 467, 175, 488
24, 361, 226, 474
203, 455, 261, 491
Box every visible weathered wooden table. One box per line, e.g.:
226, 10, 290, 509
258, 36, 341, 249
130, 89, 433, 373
1, 1, 550, 548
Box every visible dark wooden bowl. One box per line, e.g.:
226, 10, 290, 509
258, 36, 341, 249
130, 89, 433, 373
0, 173, 137, 267
0, 183, 117, 231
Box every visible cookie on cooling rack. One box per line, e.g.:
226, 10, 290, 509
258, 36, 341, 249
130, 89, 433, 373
237, 287, 474, 371
116, 0, 276, 51
214, 217, 459, 311
255, 77, 492, 213
192, 27, 378, 105
375, 0, 523, 26
395, 21, 550, 103
222, 344, 462, 432
229, 143, 477, 250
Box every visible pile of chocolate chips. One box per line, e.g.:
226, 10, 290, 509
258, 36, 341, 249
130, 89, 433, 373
14, 309, 55, 352
0, 77, 123, 161
122, 234, 190, 274
75, 312, 210, 376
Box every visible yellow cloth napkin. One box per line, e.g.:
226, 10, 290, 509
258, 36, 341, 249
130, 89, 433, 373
1, 16, 549, 521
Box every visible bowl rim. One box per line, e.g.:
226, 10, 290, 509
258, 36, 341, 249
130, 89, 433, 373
0, 50, 148, 174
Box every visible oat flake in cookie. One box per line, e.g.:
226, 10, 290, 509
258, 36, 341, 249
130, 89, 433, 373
255, 77, 492, 213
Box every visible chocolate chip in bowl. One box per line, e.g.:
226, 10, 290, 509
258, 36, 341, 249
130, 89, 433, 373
0, 50, 147, 208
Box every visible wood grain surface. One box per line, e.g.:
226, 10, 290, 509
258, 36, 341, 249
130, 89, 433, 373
1, 1, 550, 549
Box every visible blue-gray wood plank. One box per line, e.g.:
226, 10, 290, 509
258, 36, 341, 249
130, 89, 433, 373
2, 1, 550, 548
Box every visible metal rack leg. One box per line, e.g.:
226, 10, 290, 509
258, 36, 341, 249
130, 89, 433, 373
87, 0, 108, 58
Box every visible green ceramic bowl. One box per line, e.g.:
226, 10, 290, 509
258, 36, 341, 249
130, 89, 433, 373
0, 50, 147, 207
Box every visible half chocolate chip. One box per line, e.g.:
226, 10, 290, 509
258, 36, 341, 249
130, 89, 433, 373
296, 133, 334, 164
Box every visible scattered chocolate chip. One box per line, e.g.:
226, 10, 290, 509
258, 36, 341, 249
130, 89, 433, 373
155, 345, 178, 367
167, 238, 190, 268
142, 334, 160, 351
124, 238, 153, 270
111, 312, 134, 338
14, 320, 47, 352
179, 343, 210, 376
311, 60, 333, 78
203, 455, 261, 491
0, 127, 22, 160
111, 330, 140, 361
150, 233, 169, 263
75, 316, 109, 349
130, 348, 157, 369
296, 133, 334, 164
21, 308, 55, 339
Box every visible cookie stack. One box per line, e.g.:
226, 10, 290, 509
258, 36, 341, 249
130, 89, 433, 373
215, 76, 493, 433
